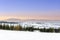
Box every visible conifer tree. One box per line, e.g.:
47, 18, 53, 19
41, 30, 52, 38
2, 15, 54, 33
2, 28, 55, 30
2, 24, 5, 30
5, 25, 10, 30
0, 24, 2, 29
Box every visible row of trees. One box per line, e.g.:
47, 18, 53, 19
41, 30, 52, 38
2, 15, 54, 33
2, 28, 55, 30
0, 24, 22, 31
0, 24, 60, 33
22, 27, 60, 33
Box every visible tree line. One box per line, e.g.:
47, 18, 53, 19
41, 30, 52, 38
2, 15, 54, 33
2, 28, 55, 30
0, 24, 60, 33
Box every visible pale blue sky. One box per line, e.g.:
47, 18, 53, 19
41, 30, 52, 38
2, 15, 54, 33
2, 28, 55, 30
0, 0, 60, 20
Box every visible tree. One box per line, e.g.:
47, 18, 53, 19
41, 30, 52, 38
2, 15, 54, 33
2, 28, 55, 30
22, 26, 26, 31
14, 25, 22, 31
48, 28, 54, 32
5, 25, 10, 30
55, 29, 59, 33
0, 24, 2, 29
10, 26, 14, 30
19, 25, 22, 31
58, 28, 60, 32
25, 26, 34, 32
54, 28, 60, 33
2, 24, 5, 30
40, 28, 46, 32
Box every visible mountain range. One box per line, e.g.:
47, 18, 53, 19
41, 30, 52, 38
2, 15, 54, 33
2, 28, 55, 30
1, 18, 60, 22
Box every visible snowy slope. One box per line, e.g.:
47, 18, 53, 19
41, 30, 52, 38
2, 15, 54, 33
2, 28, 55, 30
0, 30, 60, 40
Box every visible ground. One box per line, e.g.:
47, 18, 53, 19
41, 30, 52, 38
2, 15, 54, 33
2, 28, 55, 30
0, 30, 60, 40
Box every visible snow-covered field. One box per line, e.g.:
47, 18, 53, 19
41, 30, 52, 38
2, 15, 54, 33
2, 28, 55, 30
0, 30, 60, 40
0, 21, 60, 40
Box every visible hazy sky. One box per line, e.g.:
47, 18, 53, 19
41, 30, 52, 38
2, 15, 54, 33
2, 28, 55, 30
0, 0, 60, 20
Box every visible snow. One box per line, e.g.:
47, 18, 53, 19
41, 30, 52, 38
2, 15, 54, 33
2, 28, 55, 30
20, 21, 60, 29
0, 30, 60, 40
1, 21, 60, 29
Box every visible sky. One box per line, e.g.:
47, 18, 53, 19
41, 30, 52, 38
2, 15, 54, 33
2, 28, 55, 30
0, 0, 60, 20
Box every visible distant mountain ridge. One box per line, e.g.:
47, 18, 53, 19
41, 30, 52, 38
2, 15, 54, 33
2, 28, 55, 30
7, 18, 21, 20
5, 18, 21, 22
2, 18, 60, 22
